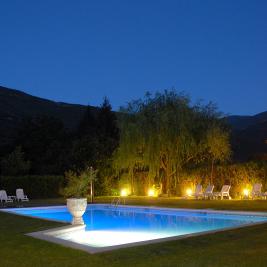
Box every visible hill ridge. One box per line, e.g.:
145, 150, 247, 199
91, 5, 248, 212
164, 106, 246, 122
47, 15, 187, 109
0, 85, 266, 161
0, 85, 92, 147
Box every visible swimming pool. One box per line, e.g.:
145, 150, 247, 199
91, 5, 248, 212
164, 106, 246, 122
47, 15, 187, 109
3, 204, 267, 253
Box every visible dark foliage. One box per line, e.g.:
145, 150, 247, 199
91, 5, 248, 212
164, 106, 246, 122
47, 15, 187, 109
71, 98, 119, 195
96, 97, 119, 159
0, 175, 65, 198
1, 146, 31, 176
14, 116, 71, 175
0, 95, 120, 197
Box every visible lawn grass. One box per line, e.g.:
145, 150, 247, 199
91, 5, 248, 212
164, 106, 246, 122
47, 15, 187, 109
1, 197, 267, 267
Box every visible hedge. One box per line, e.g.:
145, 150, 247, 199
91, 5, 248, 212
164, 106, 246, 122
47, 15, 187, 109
0, 175, 65, 199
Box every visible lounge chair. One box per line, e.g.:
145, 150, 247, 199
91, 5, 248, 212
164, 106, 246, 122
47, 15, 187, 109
16, 189, 29, 202
203, 185, 214, 199
213, 185, 231, 200
192, 184, 203, 199
0, 190, 13, 203
251, 183, 262, 199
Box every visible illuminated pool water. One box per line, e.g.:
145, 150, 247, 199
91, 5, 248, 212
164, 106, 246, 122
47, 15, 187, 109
4, 204, 267, 251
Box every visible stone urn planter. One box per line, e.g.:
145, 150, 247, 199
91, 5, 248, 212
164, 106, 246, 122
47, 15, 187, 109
67, 198, 87, 225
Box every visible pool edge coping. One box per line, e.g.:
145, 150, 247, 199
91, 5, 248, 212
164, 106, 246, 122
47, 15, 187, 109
26, 219, 267, 254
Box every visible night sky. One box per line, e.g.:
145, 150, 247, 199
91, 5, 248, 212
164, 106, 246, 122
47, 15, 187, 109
0, 0, 266, 115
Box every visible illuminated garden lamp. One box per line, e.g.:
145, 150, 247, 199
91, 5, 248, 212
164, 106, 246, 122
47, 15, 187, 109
120, 189, 128, 197
186, 188, 193, 197
148, 188, 155, 197
243, 188, 249, 198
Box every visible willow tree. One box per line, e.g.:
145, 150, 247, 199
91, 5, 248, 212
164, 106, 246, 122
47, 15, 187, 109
113, 100, 146, 194
113, 90, 226, 195
206, 125, 231, 184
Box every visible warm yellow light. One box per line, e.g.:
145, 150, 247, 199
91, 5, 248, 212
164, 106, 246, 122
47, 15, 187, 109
243, 188, 249, 197
120, 189, 128, 197
148, 188, 155, 197
186, 188, 193, 197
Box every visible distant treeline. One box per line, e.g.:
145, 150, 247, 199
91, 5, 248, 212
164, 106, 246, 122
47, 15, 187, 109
1, 90, 266, 198
0, 97, 119, 196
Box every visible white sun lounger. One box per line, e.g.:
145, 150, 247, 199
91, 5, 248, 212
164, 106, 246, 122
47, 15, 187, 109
203, 185, 214, 199
0, 190, 13, 203
16, 189, 29, 202
213, 185, 231, 200
192, 184, 203, 199
251, 183, 263, 199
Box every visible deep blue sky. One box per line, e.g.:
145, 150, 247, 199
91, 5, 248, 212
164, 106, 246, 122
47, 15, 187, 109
0, 0, 266, 115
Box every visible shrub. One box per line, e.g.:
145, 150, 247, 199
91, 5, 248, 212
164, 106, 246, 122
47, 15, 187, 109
62, 168, 97, 198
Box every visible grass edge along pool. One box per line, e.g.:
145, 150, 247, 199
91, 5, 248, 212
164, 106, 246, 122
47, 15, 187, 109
3, 204, 267, 254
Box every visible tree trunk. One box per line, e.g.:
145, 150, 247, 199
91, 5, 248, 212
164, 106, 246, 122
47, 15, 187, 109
90, 179, 93, 203
131, 169, 135, 195
166, 170, 170, 196
210, 158, 215, 184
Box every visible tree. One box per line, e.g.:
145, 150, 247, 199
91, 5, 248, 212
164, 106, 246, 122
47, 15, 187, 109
113, 90, 228, 195
70, 135, 99, 171
94, 98, 119, 195
96, 97, 119, 159
1, 146, 31, 176
72, 99, 118, 171
71, 98, 119, 196
77, 106, 98, 138
70, 105, 98, 170
15, 116, 70, 174
206, 125, 231, 183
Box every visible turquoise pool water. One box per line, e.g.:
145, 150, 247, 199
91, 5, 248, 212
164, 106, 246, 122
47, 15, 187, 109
4, 205, 267, 248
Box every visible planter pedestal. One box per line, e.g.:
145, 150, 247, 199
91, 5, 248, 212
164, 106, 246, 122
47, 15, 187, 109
67, 198, 87, 225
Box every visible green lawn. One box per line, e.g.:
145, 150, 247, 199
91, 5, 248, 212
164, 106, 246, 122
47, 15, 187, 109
1, 197, 267, 267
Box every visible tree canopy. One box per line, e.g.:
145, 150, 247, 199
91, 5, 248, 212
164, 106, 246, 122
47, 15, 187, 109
113, 90, 231, 195
15, 116, 70, 174
0, 146, 31, 176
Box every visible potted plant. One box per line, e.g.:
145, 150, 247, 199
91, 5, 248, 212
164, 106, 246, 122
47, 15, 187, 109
63, 167, 97, 225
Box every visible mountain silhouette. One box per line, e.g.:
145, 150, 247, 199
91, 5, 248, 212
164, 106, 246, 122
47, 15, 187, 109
0, 85, 266, 161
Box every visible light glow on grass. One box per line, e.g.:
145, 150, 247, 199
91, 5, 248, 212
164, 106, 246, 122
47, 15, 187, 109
148, 188, 156, 197
243, 189, 250, 197
120, 189, 128, 197
186, 188, 193, 197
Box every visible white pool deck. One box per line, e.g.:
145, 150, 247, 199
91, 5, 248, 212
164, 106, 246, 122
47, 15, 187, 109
1, 204, 267, 254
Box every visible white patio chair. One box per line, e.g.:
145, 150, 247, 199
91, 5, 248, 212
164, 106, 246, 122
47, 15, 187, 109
0, 190, 13, 203
16, 189, 29, 202
251, 183, 262, 199
213, 185, 231, 200
203, 185, 214, 199
192, 184, 203, 199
